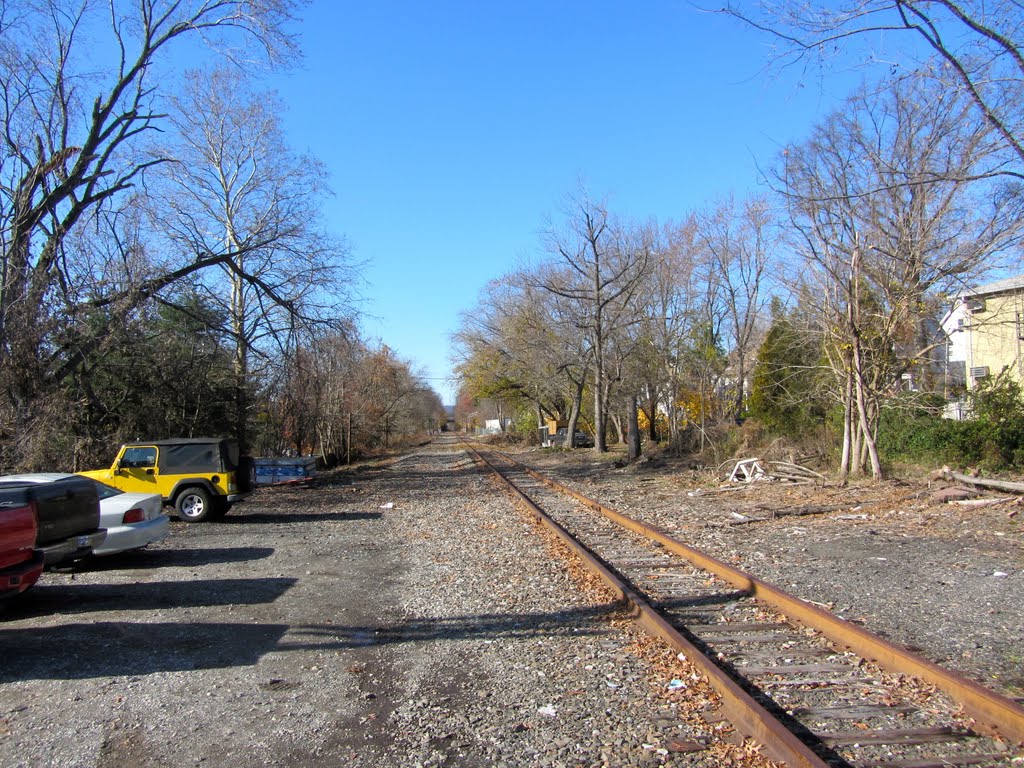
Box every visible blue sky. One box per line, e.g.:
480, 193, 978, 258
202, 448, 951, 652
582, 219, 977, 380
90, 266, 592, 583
266, 1, 855, 404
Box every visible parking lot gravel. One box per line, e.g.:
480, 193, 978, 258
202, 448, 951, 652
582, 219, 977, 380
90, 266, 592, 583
0, 438, 1021, 767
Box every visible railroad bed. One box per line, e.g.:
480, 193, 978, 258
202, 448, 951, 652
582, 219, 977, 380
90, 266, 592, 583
466, 442, 1024, 768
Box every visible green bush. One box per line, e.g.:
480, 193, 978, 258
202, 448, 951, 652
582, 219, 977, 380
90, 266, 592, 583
747, 314, 827, 439
878, 376, 1024, 471
969, 374, 1024, 469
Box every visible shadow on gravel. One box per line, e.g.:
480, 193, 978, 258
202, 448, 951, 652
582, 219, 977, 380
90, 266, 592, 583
73, 546, 276, 571
5, 577, 297, 618
280, 603, 625, 650
219, 511, 382, 524
652, 591, 753, 611
383, 465, 482, 480
0, 621, 289, 682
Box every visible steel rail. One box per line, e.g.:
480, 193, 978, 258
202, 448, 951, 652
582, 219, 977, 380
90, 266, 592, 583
465, 443, 833, 767
501, 452, 1024, 747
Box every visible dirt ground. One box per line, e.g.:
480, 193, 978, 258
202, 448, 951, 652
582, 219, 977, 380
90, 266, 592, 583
0, 440, 1021, 768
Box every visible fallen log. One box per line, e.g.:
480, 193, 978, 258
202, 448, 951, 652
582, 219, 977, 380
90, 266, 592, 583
929, 487, 979, 503
950, 496, 1021, 509
941, 469, 1024, 494
767, 461, 826, 480
754, 503, 849, 519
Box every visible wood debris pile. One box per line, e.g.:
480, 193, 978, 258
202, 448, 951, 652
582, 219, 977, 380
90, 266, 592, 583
931, 466, 1023, 517
688, 458, 825, 498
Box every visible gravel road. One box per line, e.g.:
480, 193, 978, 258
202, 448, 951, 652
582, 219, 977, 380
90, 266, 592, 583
0, 438, 1020, 768
0, 441, 732, 768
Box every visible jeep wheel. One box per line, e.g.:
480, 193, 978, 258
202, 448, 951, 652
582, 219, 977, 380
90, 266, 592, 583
175, 487, 212, 522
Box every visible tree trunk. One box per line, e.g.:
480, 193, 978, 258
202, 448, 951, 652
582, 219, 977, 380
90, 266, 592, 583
838, 369, 853, 483
593, 244, 607, 452
852, 342, 883, 479
611, 414, 625, 444
733, 353, 746, 421
627, 395, 641, 462
565, 377, 585, 451
645, 388, 659, 442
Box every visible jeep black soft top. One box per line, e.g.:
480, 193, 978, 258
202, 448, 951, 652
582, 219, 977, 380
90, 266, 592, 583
120, 438, 242, 473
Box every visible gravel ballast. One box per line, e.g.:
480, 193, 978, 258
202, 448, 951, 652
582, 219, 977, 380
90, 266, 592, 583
521, 447, 1024, 699
1, 444, 739, 768
0, 440, 1021, 767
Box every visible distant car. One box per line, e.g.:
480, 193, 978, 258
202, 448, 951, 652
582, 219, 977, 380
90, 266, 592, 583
1, 474, 168, 556
548, 428, 594, 448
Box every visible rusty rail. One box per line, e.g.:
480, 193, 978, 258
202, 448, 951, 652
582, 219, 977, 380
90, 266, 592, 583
465, 443, 833, 767
495, 453, 1024, 748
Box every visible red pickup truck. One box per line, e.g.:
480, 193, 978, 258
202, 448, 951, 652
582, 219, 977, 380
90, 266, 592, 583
0, 496, 44, 600
0, 476, 105, 596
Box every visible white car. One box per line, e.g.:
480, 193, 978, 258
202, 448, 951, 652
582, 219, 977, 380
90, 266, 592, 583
2, 473, 169, 556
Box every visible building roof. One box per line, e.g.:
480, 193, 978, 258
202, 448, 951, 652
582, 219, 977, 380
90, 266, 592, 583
961, 274, 1024, 298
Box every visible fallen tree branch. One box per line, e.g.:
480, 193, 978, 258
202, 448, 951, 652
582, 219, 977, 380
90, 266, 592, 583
941, 468, 1024, 494
726, 512, 769, 525
688, 485, 759, 497
753, 503, 849, 518
767, 461, 826, 480
950, 496, 1021, 509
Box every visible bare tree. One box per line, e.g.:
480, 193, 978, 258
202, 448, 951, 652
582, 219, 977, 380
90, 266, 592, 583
719, 1, 1024, 173
634, 218, 703, 448
0, 0, 300, 460
157, 67, 353, 451
538, 193, 652, 452
777, 76, 1022, 480
697, 195, 776, 420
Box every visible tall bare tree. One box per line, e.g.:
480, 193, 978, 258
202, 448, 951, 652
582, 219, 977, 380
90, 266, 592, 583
538, 193, 652, 452
634, 218, 703, 447
697, 195, 776, 420
777, 76, 1023, 479
158, 67, 353, 451
0, 0, 300, 462
719, 1, 1024, 174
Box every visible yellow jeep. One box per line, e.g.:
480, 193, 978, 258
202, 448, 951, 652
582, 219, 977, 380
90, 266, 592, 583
80, 438, 254, 522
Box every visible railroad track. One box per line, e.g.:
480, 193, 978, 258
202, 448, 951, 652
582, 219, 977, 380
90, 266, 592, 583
464, 442, 1024, 768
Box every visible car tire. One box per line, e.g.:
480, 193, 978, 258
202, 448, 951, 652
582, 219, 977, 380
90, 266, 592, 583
175, 487, 212, 522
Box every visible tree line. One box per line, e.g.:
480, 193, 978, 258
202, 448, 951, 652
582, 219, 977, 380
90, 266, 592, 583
0, 0, 444, 470
453, 2, 1024, 478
